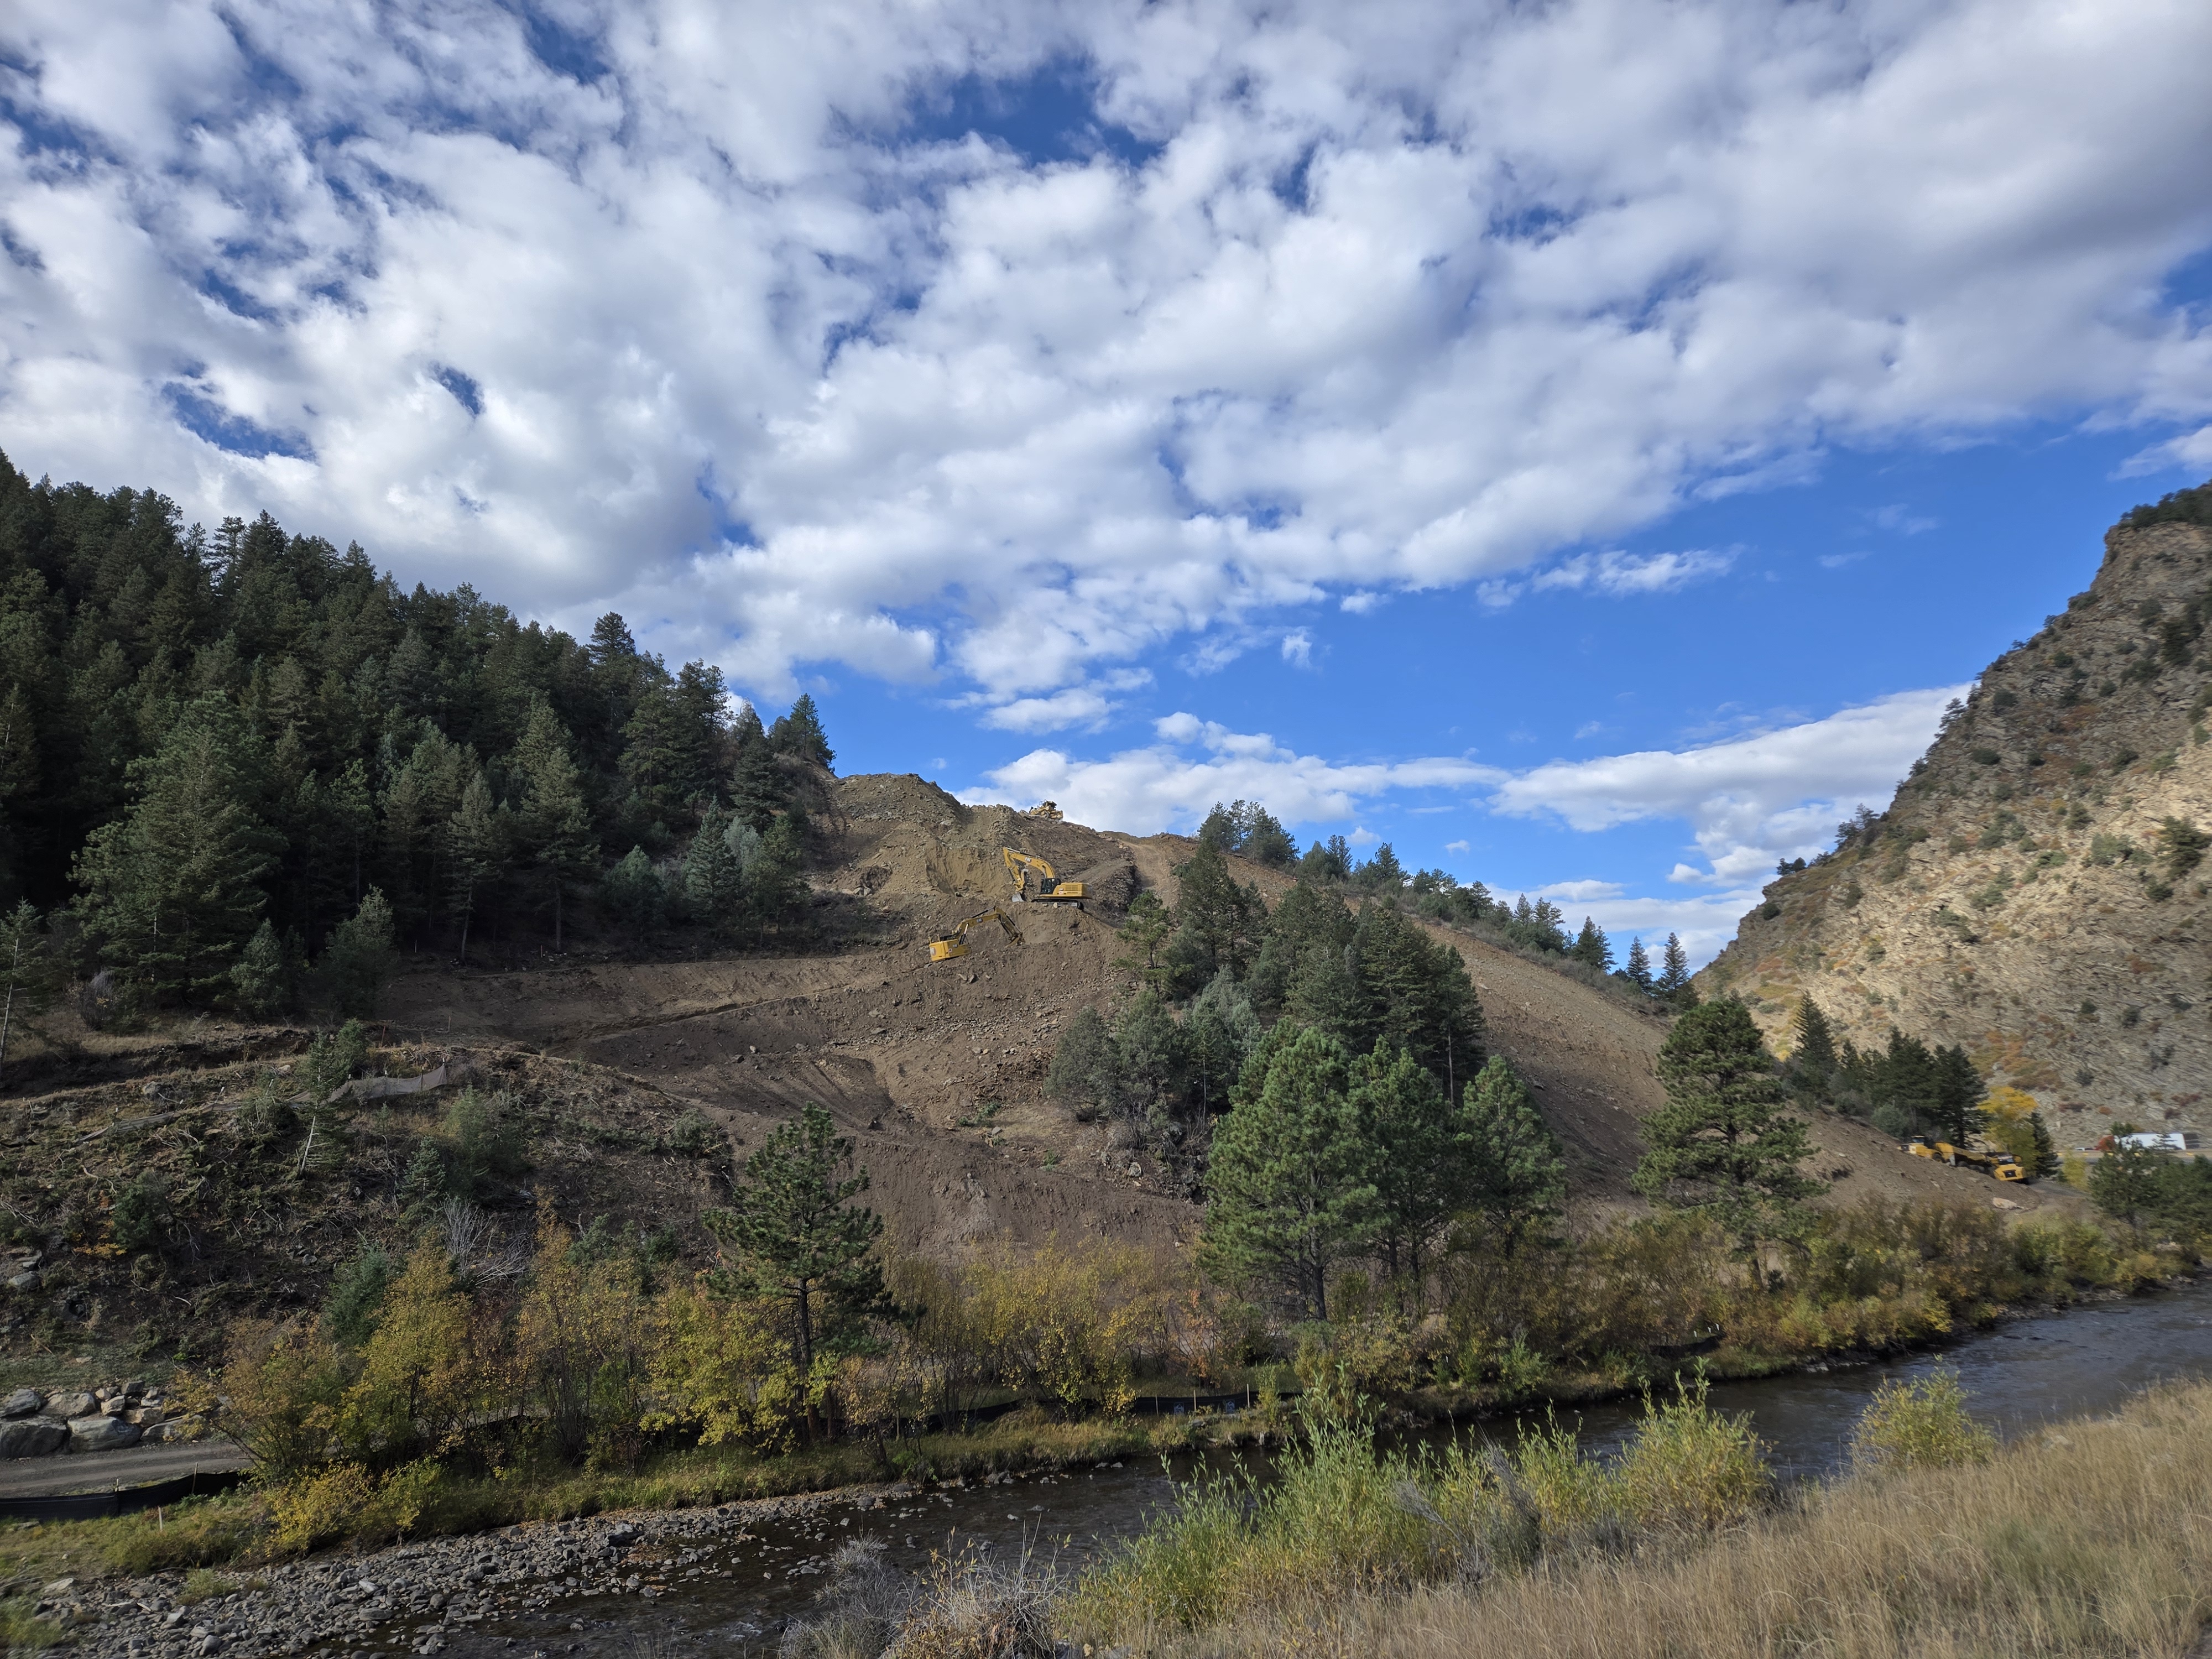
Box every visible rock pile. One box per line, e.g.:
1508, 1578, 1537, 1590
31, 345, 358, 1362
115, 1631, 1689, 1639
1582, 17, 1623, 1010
0, 1378, 206, 1459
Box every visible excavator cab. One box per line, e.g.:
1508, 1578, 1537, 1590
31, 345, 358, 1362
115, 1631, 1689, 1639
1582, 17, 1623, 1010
1003, 847, 1085, 904
928, 907, 1024, 962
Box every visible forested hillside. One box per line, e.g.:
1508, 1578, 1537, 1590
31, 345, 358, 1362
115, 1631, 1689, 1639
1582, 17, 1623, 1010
0, 453, 828, 1016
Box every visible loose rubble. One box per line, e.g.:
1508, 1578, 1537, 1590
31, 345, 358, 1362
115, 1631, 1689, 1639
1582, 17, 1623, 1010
41, 1485, 909, 1658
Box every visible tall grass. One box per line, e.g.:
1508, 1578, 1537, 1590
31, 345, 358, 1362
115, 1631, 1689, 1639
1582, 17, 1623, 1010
1065, 1379, 1768, 1641
1086, 1379, 2212, 1657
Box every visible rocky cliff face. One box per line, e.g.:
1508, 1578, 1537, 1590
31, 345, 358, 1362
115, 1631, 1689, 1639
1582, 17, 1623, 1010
1699, 510, 2211, 1144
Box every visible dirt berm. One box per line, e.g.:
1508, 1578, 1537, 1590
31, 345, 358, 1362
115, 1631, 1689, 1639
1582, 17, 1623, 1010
383, 774, 2080, 1255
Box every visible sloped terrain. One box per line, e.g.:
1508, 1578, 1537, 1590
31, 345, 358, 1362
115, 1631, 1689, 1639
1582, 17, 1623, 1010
378, 773, 2074, 1246
2, 764, 2084, 1367
1700, 514, 2211, 1148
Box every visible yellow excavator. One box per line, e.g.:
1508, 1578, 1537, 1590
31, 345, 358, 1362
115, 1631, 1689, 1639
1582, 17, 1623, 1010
1003, 847, 1085, 905
1908, 1139, 2028, 1182
928, 907, 1024, 963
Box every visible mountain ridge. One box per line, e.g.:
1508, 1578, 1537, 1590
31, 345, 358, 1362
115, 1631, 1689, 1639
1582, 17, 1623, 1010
1698, 507, 2211, 1144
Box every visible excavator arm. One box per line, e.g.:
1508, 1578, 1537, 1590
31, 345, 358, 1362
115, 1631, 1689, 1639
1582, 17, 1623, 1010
1002, 846, 1086, 904
928, 906, 1025, 962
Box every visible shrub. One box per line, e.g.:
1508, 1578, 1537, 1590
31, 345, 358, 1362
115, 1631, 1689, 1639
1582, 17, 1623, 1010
111, 1170, 174, 1254
662, 1108, 720, 1157
1614, 1376, 1770, 1530
1849, 1366, 1995, 1472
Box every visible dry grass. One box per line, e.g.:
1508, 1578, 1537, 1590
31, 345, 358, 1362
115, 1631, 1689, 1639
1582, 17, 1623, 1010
1141, 1379, 2212, 1658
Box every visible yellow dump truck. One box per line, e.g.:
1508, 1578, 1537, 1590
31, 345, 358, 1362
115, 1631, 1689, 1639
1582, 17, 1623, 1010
1907, 1139, 2027, 1181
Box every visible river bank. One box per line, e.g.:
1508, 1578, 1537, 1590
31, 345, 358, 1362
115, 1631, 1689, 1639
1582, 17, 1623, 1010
11, 1270, 2210, 1658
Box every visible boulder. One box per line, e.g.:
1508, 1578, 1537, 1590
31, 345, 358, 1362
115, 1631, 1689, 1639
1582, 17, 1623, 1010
67, 1413, 142, 1452
2, 1386, 42, 1418
48, 1391, 95, 1420
0, 1417, 69, 1458
4, 1270, 37, 1292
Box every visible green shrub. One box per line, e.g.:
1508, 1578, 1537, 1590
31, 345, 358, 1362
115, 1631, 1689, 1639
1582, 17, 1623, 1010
662, 1108, 720, 1157
441, 1087, 526, 1194
111, 1170, 174, 1253
1614, 1376, 1770, 1529
1849, 1368, 1995, 1472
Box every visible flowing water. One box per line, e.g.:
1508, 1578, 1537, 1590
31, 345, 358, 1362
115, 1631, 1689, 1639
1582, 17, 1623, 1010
397, 1277, 2212, 1657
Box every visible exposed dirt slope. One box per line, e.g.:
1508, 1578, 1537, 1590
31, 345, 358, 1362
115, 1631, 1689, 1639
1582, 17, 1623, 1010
1699, 515, 2212, 1149
2, 767, 2087, 1361
380, 776, 2072, 1246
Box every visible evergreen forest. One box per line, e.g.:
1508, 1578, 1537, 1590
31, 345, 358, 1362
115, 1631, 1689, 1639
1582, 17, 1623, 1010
0, 455, 830, 1020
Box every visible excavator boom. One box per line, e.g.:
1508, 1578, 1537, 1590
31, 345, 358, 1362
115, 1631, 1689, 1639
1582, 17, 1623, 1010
1002, 846, 1085, 904
928, 906, 1025, 962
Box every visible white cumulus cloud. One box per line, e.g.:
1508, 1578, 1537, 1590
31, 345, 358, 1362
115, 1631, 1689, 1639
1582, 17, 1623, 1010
1491, 686, 1963, 886
0, 1, 2208, 706
968, 715, 1498, 832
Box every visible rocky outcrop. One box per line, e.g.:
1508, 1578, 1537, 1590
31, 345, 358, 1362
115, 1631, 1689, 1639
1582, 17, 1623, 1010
1701, 507, 2211, 1145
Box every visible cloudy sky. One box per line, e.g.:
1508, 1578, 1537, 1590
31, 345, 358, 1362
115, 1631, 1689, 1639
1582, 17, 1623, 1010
5, 0, 2211, 961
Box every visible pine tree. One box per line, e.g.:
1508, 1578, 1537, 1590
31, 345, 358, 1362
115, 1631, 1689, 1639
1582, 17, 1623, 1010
1931, 1044, 1985, 1145
1047, 1005, 1118, 1118
681, 801, 748, 937
767, 692, 834, 770
230, 919, 288, 1015
1569, 916, 1613, 973
1656, 932, 1695, 1001
1352, 903, 1487, 1100
1460, 1055, 1567, 1257
1166, 839, 1266, 993
701, 1103, 885, 1378
1790, 997, 1838, 1098
727, 727, 786, 832
510, 702, 596, 951
1112, 989, 1190, 1120
1201, 1025, 1377, 1319
1248, 878, 1353, 1013
73, 695, 283, 999
1632, 998, 1823, 1256
1111, 890, 1174, 993
1353, 1040, 1464, 1301
1624, 936, 1653, 993
602, 846, 665, 935
317, 888, 399, 1018
445, 771, 507, 961
746, 813, 807, 926
1183, 972, 1261, 1112
0, 899, 54, 1065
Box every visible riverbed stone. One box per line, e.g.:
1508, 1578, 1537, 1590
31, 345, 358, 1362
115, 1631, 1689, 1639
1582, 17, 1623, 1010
67, 1413, 141, 1452
1, 1386, 41, 1418
0, 1417, 69, 1458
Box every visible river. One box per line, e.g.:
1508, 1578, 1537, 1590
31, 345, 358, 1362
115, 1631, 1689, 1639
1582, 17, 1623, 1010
404, 1277, 2212, 1658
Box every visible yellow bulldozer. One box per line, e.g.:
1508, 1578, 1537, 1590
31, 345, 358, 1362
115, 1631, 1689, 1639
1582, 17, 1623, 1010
1003, 847, 1085, 905
927, 907, 1024, 963
1907, 1139, 2027, 1182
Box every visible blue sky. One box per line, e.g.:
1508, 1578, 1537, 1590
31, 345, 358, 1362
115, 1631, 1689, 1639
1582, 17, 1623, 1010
4, 0, 2211, 961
